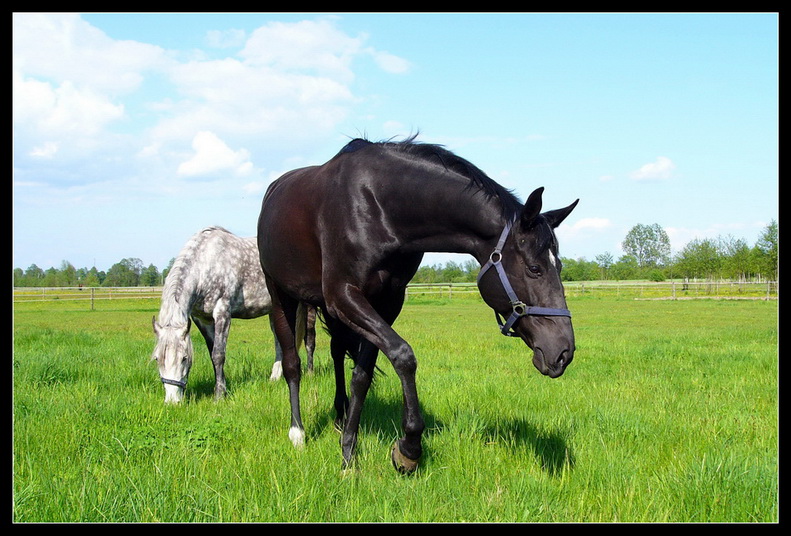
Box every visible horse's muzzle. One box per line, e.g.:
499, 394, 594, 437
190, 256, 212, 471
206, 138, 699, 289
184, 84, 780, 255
532, 346, 573, 378
518, 317, 575, 378
162, 380, 186, 403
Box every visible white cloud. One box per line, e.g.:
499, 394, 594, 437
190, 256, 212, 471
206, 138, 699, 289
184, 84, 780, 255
239, 19, 365, 82
177, 131, 254, 178
12, 13, 168, 95
29, 142, 59, 159
206, 28, 247, 49
555, 217, 613, 241
629, 156, 676, 181
369, 49, 411, 74
14, 14, 410, 180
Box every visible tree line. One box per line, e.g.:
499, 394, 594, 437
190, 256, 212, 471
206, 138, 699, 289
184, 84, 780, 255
13, 221, 777, 288
412, 220, 778, 284
13, 257, 174, 288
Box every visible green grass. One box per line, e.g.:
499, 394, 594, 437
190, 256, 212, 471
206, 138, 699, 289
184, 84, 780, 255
13, 295, 778, 522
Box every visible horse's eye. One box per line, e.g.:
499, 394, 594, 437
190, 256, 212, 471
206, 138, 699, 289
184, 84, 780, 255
528, 264, 541, 274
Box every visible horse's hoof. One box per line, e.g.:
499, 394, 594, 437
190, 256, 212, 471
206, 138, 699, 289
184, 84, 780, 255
391, 442, 419, 474
289, 426, 305, 449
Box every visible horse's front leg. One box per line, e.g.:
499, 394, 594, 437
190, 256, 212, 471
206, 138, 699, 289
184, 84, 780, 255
210, 311, 230, 399
305, 304, 317, 373
326, 284, 424, 474
268, 315, 284, 381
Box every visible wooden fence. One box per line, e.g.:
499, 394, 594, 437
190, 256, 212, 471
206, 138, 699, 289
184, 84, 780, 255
13, 280, 778, 309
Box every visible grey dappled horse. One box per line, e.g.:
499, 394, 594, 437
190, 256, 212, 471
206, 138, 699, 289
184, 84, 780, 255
152, 226, 316, 403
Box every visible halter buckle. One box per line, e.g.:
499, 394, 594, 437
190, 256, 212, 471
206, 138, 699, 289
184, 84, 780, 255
511, 300, 527, 317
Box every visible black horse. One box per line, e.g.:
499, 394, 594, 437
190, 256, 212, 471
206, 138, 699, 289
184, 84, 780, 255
257, 137, 578, 473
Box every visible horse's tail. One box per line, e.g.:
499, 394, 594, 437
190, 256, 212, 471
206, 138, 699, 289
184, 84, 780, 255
295, 302, 307, 355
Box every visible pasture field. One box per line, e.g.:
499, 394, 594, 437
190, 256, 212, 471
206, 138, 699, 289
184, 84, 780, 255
13, 294, 778, 522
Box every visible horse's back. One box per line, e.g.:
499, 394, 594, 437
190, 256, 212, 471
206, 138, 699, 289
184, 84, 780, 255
189, 227, 271, 318
258, 147, 425, 305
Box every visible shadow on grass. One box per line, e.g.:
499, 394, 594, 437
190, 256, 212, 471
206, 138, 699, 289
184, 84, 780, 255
299, 384, 574, 476
182, 364, 574, 477
481, 419, 575, 475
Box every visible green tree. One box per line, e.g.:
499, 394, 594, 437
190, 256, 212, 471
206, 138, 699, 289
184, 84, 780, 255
754, 220, 778, 280
622, 224, 671, 268
103, 258, 143, 287
595, 252, 614, 280
24, 264, 45, 286
610, 255, 640, 280
162, 257, 176, 283
60, 261, 77, 286
140, 264, 161, 286
674, 238, 721, 280
13, 267, 24, 286
719, 236, 753, 281
561, 257, 599, 281
83, 268, 102, 287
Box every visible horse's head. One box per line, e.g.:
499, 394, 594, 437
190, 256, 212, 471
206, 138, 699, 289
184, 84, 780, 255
478, 187, 578, 378
151, 316, 193, 403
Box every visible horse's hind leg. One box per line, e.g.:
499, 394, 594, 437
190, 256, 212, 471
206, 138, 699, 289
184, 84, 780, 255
266, 278, 305, 448
324, 315, 353, 430
210, 311, 231, 399
342, 339, 379, 468
192, 316, 215, 355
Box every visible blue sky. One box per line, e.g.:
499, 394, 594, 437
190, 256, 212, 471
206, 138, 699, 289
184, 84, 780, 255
13, 13, 778, 273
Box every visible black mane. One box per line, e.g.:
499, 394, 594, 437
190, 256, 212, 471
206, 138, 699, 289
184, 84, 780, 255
338, 136, 523, 218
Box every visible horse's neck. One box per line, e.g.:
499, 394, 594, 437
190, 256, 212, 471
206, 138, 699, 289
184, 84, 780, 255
398, 182, 511, 265
158, 269, 197, 327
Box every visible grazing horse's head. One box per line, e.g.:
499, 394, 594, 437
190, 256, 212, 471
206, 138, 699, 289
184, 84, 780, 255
151, 317, 193, 403
477, 188, 578, 378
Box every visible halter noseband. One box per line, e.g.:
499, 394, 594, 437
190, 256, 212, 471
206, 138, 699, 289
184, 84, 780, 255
160, 377, 187, 389
477, 219, 571, 337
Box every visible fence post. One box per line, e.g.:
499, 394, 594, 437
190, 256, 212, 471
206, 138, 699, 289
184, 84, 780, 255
672, 281, 676, 300
91, 287, 95, 311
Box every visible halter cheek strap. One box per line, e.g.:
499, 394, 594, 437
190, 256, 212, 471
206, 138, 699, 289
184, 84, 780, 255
477, 219, 571, 337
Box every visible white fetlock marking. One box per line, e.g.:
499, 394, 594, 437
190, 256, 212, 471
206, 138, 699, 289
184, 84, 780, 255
289, 426, 305, 449
269, 361, 283, 381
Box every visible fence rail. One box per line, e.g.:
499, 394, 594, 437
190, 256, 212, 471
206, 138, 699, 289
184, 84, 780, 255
13, 286, 163, 309
13, 280, 779, 308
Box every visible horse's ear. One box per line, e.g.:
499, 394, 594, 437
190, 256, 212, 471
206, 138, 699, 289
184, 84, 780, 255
520, 187, 544, 228
543, 199, 579, 229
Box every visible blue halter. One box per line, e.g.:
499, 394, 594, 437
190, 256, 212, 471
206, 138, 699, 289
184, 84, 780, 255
477, 219, 572, 337
160, 377, 187, 389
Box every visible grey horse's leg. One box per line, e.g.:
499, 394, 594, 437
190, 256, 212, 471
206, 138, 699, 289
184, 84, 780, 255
210, 312, 230, 399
